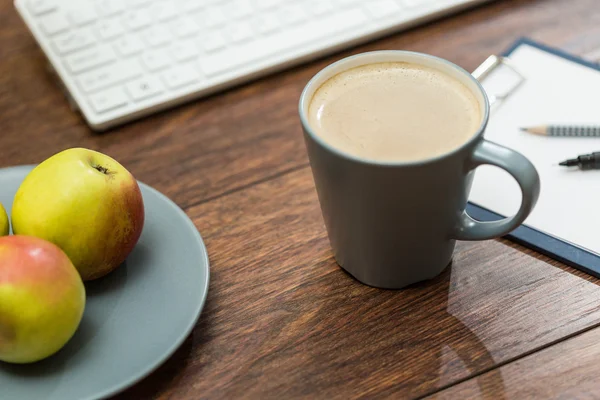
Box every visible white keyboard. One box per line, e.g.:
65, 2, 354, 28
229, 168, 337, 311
15, 0, 493, 131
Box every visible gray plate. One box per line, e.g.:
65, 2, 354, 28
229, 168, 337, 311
0, 165, 209, 400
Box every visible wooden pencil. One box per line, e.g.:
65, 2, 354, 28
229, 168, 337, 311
520, 125, 600, 137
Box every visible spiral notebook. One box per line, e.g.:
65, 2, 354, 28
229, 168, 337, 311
467, 38, 600, 278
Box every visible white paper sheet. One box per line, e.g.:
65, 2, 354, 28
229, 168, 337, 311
469, 43, 600, 255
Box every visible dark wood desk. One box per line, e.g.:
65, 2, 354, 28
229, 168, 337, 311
2, 0, 600, 398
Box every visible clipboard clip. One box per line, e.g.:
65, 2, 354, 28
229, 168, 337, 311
472, 55, 526, 106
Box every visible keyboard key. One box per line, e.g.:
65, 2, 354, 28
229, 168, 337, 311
254, 0, 283, 10
123, 8, 153, 31
229, 0, 253, 19
307, 0, 333, 16
26, 0, 57, 16
141, 48, 171, 71
125, 76, 164, 101
150, 1, 178, 21
204, 7, 226, 28
403, 0, 438, 7
52, 28, 96, 55
95, 0, 126, 17
200, 8, 367, 76
333, 0, 361, 6
365, 0, 402, 18
89, 87, 129, 113
253, 12, 280, 34
114, 35, 144, 56
140, 25, 172, 47
278, 4, 307, 26
203, 31, 227, 53
68, 7, 97, 26
161, 64, 200, 89
170, 39, 199, 62
96, 17, 125, 40
170, 17, 200, 38
183, 0, 204, 13
127, 0, 153, 7
39, 13, 70, 36
77, 59, 143, 93
64, 45, 116, 74
227, 21, 253, 44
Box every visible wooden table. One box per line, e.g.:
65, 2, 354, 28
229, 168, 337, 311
2, 0, 600, 398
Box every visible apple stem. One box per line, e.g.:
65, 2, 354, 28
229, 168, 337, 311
93, 165, 110, 175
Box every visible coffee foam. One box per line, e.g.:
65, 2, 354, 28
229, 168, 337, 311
308, 62, 482, 162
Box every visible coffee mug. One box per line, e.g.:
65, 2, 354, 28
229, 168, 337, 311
299, 51, 540, 289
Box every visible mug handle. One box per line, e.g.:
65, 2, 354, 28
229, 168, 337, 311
453, 139, 540, 241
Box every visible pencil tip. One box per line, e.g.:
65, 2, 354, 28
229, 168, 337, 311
522, 126, 547, 136
559, 161, 568, 166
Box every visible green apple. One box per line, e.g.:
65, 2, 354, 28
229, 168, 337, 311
0, 203, 8, 236
0, 235, 85, 363
11, 148, 145, 281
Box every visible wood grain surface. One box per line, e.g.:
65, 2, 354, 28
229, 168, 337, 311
114, 168, 600, 399
429, 326, 600, 399
1, 0, 600, 398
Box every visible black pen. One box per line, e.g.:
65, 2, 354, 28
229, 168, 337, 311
559, 152, 600, 170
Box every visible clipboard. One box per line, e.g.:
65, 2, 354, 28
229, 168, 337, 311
466, 37, 600, 278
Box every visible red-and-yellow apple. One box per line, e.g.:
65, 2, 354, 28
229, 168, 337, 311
11, 148, 145, 281
0, 203, 8, 236
0, 235, 85, 364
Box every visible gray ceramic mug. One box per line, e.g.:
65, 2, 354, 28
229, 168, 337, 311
299, 51, 541, 289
